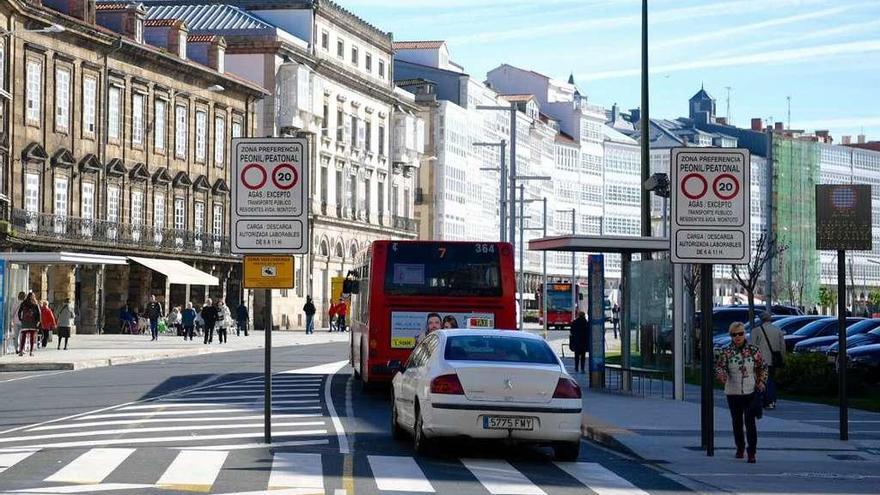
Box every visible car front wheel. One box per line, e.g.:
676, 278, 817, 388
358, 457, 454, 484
554, 441, 581, 461
390, 392, 405, 440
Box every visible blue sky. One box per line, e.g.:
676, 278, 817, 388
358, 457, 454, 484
347, 0, 880, 140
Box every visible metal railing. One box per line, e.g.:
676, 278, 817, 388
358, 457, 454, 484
10, 209, 230, 256
392, 215, 418, 232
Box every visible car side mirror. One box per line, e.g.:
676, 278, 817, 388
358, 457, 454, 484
389, 360, 405, 374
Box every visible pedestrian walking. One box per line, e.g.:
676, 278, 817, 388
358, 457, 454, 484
611, 304, 621, 339
236, 302, 249, 337
11, 292, 26, 355
328, 302, 338, 332
17, 292, 41, 356
751, 311, 786, 410
336, 299, 348, 333
715, 321, 768, 463
145, 295, 164, 341
168, 306, 183, 336
182, 302, 197, 341
201, 299, 218, 344
303, 296, 316, 335
216, 300, 231, 344
38, 300, 56, 349
55, 297, 75, 350
569, 311, 588, 373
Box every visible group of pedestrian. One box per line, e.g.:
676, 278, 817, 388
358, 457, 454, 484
714, 311, 785, 464
132, 295, 249, 345
327, 298, 348, 332
14, 291, 76, 356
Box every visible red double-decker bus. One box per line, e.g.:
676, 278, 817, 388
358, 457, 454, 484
348, 240, 517, 385
537, 283, 581, 329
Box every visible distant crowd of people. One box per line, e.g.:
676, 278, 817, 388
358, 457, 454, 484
119, 295, 250, 344
12, 291, 75, 356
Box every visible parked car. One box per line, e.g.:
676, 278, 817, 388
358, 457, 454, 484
793, 319, 880, 354
712, 315, 820, 348
845, 343, 880, 383
784, 317, 864, 351
827, 327, 880, 355
390, 329, 583, 460
698, 306, 805, 339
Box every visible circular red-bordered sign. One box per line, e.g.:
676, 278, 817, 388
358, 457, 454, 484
681, 173, 709, 200
240, 163, 267, 190
713, 173, 740, 200
272, 163, 299, 190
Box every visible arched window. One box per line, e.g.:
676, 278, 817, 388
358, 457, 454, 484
319, 240, 329, 257
350, 242, 358, 260
335, 242, 344, 258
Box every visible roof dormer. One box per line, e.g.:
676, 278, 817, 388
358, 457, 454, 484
186, 34, 227, 73
144, 18, 188, 59
96, 2, 146, 42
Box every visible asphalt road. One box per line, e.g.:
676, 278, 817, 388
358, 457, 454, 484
0, 342, 692, 494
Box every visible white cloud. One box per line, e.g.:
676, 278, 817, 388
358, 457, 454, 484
580, 40, 880, 80
793, 117, 880, 130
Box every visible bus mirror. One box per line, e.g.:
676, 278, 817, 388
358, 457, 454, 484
343, 279, 360, 294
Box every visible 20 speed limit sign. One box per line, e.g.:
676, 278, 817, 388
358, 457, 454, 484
670, 147, 750, 264
231, 138, 309, 254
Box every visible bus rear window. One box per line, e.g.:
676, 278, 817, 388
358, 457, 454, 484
445, 335, 558, 364
384, 243, 501, 296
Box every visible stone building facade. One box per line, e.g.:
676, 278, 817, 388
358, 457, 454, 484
0, 0, 264, 334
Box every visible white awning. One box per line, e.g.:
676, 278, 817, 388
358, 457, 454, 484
128, 256, 219, 286
0, 252, 128, 265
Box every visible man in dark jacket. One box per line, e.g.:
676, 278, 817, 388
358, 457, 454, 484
569, 311, 589, 373
236, 302, 249, 337
303, 296, 316, 335
145, 295, 164, 341
201, 299, 219, 344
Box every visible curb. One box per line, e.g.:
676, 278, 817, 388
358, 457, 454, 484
582, 423, 644, 460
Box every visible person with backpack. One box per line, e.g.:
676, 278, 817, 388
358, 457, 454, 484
145, 295, 164, 341
303, 296, 316, 335
17, 292, 41, 356
38, 300, 57, 349
751, 311, 786, 410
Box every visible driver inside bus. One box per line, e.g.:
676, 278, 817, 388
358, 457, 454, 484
415, 312, 443, 344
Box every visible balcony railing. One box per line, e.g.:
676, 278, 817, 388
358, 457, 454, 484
10, 209, 230, 256
392, 215, 418, 232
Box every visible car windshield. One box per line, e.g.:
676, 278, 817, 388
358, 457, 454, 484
779, 317, 827, 333
793, 320, 832, 337
445, 335, 558, 364
844, 320, 880, 336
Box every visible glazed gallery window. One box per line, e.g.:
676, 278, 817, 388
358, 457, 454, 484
108, 86, 121, 140
131, 190, 144, 226
82, 76, 97, 137
132, 93, 145, 146
195, 110, 207, 162
107, 186, 120, 223
26, 59, 42, 124
53, 176, 68, 233
153, 193, 165, 230
81, 182, 95, 236
232, 121, 242, 139
212, 204, 223, 235
55, 67, 70, 132
154, 99, 166, 151
174, 197, 185, 230
214, 116, 225, 167
24, 173, 39, 231
175, 105, 187, 157
194, 202, 205, 233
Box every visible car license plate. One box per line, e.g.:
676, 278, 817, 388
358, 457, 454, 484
483, 416, 534, 430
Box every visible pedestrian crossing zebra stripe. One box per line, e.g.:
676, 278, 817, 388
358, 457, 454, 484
75, 407, 321, 420
0, 449, 653, 495
0, 430, 329, 450
0, 449, 38, 474
29, 413, 322, 431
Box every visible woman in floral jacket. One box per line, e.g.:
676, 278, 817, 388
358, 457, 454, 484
715, 321, 768, 463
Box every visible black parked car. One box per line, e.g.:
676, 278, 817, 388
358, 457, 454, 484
784, 317, 864, 351
846, 343, 880, 383
793, 319, 880, 354
827, 327, 880, 355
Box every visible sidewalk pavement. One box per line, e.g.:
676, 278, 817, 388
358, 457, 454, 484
0, 329, 349, 372
530, 328, 880, 494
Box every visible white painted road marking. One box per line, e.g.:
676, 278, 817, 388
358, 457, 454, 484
156, 450, 227, 491
30, 414, 320, 431
0, 429, 328, 450
76, 407, 319, 420
0, 449, 39, 474
461, 459, 546, 495
555, 462, 651, 495
45, 448, 134, 484
367, 455, 435, 493
269, 452, 325, 491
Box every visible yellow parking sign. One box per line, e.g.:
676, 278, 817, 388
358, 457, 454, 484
243, 256, 294, 289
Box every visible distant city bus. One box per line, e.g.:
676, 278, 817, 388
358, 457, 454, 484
347, 240, 517, 385
537, 283, 582, 329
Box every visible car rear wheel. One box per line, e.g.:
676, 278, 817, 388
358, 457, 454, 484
554, 441, 581, 461
390, 392, 405, 441
413, 405, 432, 456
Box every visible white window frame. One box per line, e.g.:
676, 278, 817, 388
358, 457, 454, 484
153, 192, 165, 244
232, 121, 242, 138
54, 176, 68, 234
195, 109, 207, 162
174, 197, 185, 230
214, 116, 225, 166
212, 203, 223, 235
107, 185, 120, 223
131, 190, 144, 225
108, 86, 121, 140
194, 202, 205, 233
24, 173, 39, 232
135, 18, 144, 43
175, 105, 187, 158
82, 76, 97, 137
132, 92, 145, 146
81, 182, 95, 236
179, 34, 187, 59
378, 60, 385, 80
26, 59, 42, 125
55, 66, 70, 132
154, 99, 166, 151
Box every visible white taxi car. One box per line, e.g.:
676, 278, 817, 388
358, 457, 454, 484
390, 329, 583, 460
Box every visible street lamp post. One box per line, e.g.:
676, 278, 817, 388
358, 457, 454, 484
478, 103, 517, 249
511, 178, 550, 331
475, 140, 508, 242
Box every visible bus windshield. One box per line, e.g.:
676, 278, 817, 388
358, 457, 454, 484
384, 243, 501, 297
546, 290, 572, 311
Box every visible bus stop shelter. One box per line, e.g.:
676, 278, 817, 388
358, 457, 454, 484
528, 235, 686, 399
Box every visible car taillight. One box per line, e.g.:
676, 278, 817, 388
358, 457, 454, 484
430, 374, 464, 395
553, 377, 582, 399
